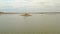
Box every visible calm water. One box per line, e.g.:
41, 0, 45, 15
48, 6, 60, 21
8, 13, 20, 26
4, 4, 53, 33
0, 14, 60, 34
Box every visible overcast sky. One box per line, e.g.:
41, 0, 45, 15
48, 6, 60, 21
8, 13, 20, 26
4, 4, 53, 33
0, 0, 60, 12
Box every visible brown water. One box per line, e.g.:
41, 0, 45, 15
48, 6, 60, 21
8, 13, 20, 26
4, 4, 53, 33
0, 14, 60, 34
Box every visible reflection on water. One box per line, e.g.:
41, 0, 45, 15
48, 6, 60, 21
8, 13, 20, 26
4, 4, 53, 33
0, 14, 60, 34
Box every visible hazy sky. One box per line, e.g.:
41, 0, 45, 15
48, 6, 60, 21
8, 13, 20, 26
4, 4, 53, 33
0, 0, 60, 12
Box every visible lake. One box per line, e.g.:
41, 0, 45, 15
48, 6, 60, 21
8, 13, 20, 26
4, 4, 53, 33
0, 14, 60, 34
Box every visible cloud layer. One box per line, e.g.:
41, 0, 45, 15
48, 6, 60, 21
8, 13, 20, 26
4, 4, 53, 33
0, 0, 60, 12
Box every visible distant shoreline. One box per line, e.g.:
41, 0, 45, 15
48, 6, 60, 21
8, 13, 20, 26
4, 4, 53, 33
0, 12, 60, 14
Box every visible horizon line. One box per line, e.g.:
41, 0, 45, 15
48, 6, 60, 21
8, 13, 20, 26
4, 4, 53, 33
0, 12, 60, 14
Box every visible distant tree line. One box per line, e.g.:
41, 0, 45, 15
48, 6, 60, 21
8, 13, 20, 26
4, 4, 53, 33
0, 12, 4, 14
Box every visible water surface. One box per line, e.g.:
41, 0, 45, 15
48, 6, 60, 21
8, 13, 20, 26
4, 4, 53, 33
0, 14, 60, 34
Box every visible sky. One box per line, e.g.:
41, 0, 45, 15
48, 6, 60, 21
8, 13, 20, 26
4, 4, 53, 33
0, 0, 60, 12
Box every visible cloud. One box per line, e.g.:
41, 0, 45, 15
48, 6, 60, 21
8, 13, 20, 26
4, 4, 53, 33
0, 0, 60, 12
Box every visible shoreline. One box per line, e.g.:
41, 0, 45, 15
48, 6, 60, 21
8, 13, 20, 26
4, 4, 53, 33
0, 12, 60, 14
